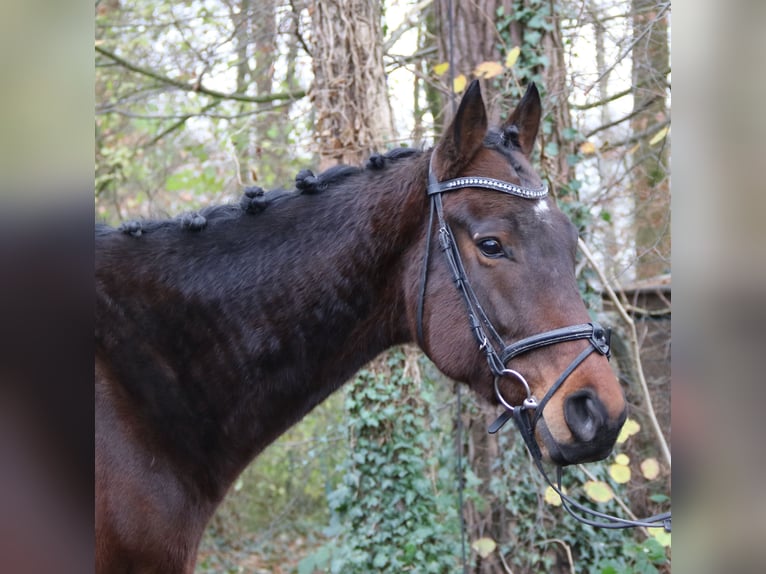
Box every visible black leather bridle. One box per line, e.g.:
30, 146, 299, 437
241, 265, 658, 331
416, 151, 671, 532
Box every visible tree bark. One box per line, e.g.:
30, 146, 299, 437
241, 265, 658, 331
433, 0, 513, 125
630, 0, 670, 279
309, 0, 394, 169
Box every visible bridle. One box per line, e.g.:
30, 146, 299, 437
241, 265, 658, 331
416, 150, 671, 533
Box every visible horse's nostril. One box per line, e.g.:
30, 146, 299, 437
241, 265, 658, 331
564, 390, 606, 443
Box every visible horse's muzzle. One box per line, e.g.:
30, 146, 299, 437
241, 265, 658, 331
539, 393, 627, 465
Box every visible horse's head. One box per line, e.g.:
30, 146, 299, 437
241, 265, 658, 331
413, 80, 626, 465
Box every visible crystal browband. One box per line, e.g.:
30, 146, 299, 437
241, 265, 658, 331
427, 176, 548, 199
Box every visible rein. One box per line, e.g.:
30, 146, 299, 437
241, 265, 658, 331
416, 151, 671, 534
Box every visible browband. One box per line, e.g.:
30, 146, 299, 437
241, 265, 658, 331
427, 175, 548, 199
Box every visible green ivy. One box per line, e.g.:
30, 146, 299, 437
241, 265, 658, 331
301, 350, 461, 573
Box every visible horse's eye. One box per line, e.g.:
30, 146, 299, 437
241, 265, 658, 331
477, 238, 505, 258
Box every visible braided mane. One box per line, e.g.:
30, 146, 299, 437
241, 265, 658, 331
108, 146, 422, 238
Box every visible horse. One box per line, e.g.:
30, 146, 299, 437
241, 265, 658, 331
95, 80, 627, 573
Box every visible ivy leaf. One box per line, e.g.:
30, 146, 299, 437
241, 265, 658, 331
434, 62, 449, 77
372, 551, 388, 568
608, 463, 631, 484
543, 142, 559, 157
616, 418, 640, 444
649, 125, 669, 146
641, 457, 660, 480
584, 480, 614, 503
471, 537, 497, 559
453, 74, 467, 93
505, 46, 521, 68
473, 61, 504, 79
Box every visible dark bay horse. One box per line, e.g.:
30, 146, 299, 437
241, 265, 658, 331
95, 81, 627, 573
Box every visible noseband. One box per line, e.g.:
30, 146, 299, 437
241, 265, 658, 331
416, 151, 671, 532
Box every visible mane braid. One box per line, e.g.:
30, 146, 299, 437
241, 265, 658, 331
105, 147, 427, 237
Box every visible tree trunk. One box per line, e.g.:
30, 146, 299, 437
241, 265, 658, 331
433, 0, 513, 125
630, 0, 670, 279
540, 0, 576, 194
309, 0, 394, 169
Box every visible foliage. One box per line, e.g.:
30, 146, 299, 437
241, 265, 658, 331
470, 407, 670, 572
301, 350, 461, 573
196, 393, 348, 573
95, 0, 313, 224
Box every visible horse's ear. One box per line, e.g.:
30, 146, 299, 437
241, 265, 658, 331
434, 79, 488, 178
502, 83, 542, 157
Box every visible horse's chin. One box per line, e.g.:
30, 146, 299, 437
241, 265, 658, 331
537, 419, 615, 466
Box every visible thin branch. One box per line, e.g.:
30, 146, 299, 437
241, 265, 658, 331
287, 0, 312, 57
497, 550, 514, 574
605, 118, 670, 150
583, 2, 671, 96
95, 45, 306, 104
98, 100, 293, 121
537, 539, 575, 574
145, 100, 222, 147
383, 0, 433, 53
584, 95, 659, 139
578, 238, 671, 468
571, 68, 670, 111
622, 303, 671, 318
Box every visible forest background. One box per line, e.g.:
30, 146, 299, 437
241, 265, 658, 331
95, 0, 672, 572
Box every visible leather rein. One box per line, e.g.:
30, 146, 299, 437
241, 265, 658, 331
415, 151, 671, 533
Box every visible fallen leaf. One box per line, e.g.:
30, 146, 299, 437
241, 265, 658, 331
609, 463, 631, 484
505, 46, 521, 68
434, 62, 449, 76
641, 458, 660, 480
453, 74, 467, 93
616, 418, 640, 444
648, 527, 671, 547
544, 485, 563, 506
614, 453, 630, 466
473, 61, 504, 79
471, 537, 497, 559
584, 480, 614, 503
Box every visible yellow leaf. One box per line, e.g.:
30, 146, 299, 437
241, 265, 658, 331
584, 480, 614, 503
579, 141, 597, 155
471, 537, 497, 559
453, 74, 467, 93
434, 62, 450, 77
616, 418, 640, 444
641, 457, 660, 480
544, 485, 563, 506
505, 46, 521, 68
649, 125, 670, 146
627, 143, 641, 155
614, 453, 630, 466
473, 61, 504, 79
648, 527, 672, 547
609, 463, 631, 484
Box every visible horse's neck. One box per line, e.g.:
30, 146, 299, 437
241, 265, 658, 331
97, 157, 429, 500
